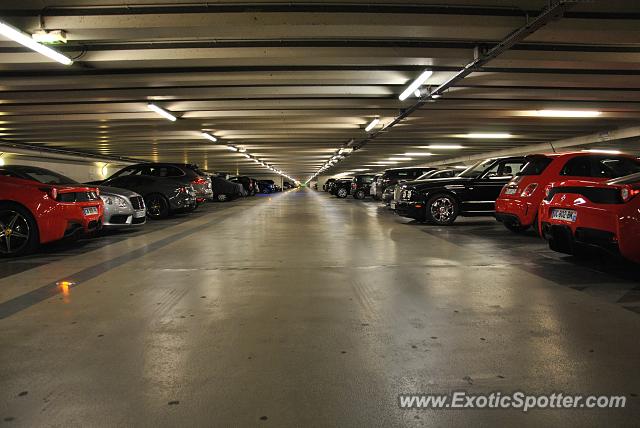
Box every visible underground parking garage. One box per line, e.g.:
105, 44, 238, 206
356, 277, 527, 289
1, 0, 640, 426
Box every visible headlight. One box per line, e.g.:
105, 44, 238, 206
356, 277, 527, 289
101, 195, 127, 208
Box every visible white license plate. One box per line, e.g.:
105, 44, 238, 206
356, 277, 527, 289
551, 208, 577, 222
504, 187, 518, 195
83, 206, 99, 216
133, 210, 146, 218
390, 202, 396, 209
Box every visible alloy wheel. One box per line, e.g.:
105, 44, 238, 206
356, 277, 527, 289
430, 197, 455, 223
0, 210, 31, 255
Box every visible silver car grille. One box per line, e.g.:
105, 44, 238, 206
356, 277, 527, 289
130, 196, 145, 210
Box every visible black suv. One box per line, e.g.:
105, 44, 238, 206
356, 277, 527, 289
330, 178, 353, 198
323, 178, 337, 192
395, 156, 526, 225
351, 175, 376, 199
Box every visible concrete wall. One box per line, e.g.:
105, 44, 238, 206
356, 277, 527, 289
0, 152, 130, 183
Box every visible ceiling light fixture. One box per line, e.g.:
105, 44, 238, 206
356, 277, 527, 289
226, 146, 238, 152
421, 144, 464, 150
365, 118, 380, 132
147, 103, 177, 122
389, 157, 411, 161
201, 132, 217, 142
0, 21, 73, 65
530, 110, 602, 118
458, 133, 513, 139
238, 147, 247, 153
581, 149, 622, 155
399, 70, 433, 101
403, 152, 433, 156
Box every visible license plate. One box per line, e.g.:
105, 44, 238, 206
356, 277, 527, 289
551, 208, 577, 222
390, 202, 396, 209
83, 206, 99, 216
133, 210, 146, 218
504, 187, 518, 195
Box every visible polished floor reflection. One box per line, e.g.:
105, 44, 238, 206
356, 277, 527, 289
1, 189, 639, 426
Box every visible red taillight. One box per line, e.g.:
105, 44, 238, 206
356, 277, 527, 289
621, 186, 640, 202
178, 186, 187, 193
351, 183, 357, 189
520, 183, 539, 198
192, 177, 207, 185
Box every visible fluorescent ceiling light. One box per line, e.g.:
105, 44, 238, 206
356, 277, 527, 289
0, 21, 73, 65
404, 152, 433, 156
399, 70, 433, 101
201, 132, 217, 142
365, 118, 380, 132
243, 154, 251, 159
414, 89, 421, 97
352, 168, 371, 172
226, 146, 238, 152
421, 144, 465, 149
238, 147, 247, 153
581, 149, 621, 155
375, 161, 398, 165
458, 133, 513, 139
453, 166, 468, 169
530, 110, 602, 118
147, 103, 177, 122
389, 157, 411, 161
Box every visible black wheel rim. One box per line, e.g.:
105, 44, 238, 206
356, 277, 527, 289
430, 197, 455, 223
0, 210, 31, 255
338, 189, 347, 197
147, 197, 163, 217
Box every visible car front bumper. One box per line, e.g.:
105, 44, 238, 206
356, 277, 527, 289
395, 201, 425, 220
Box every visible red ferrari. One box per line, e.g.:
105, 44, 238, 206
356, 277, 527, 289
539, 172, 640, 264
496, 152, 640, 233
0, 166, 104, 257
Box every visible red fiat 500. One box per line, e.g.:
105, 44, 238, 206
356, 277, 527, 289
539, 172, 640, 264
0, 167, 104, 257
496, 152, 640, 233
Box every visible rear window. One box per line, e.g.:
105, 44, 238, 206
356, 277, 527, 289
518, 156, 553, 176
561, 156, 640, 179
608, 172, 640, 185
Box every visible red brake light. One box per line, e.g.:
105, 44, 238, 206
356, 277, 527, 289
621, 186, 640, 202
192, 177, 207, 185
520, 183, 539, 198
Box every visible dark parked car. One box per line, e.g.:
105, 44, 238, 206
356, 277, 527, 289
258, 179, 281, 194
283, 181, 295, 190
90, 163, 198, 219
376, 167, 438, 200
416, 169, 459, 180
395, 156, 527, 225
230, 176, 257, 196
211, 175, 245, 201
323, 178, 337, 192
322, 178, 336, 193
330, 178, 353, 198
351, 175, 376, 199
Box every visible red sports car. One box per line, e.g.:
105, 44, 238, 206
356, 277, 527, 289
539, 172, 640, 264
496, 152, 640, 233
0, 166, 104, 257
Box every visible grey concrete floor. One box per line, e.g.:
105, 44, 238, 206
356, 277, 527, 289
0, 189, 639, 427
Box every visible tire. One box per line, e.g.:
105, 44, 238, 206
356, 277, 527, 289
336, 188, 348, 199
425, 193, 459, 225
0, 202, 40, 257
216, 194, 228, 202
354, 190, 366, 200
145, 194, 170, 219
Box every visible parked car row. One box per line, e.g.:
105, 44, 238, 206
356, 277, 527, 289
0, 162, 292, 257
322, 152, 640, 264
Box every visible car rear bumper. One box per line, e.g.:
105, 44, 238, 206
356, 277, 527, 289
541, 222, 620, 255
495, 198, 537, 226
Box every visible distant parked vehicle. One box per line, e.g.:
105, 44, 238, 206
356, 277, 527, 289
377, 167, 438, 200
323, 178, 336, 192
230, 176, 257, 196
395, 156, 527, 225
90, 163, 197, 219
0, 166, 103, 256
283, 182, 295, 190
416, 169, 459, 180
540, 172, 640, 264
496, 152, 640, 233
330, 178, 353, 198
258, 179, 278, 194
351, 175, 376, 199
211, 175, 245, 202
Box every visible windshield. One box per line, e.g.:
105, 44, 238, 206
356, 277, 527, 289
457, 159, 494, 178
9, 166, 78, 185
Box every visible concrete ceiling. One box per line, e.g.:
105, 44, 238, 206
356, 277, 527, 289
1, 1, 640, 180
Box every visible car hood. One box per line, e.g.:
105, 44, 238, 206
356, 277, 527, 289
402, 176, 474, 190
96, 185, 141, 198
